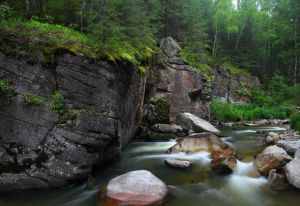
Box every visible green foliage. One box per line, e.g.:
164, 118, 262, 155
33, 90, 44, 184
0, 4, 10, 19
284, 84, 300, 106
251, 86, 274, 107
0, 80, 14, 105
210, 99, 292, 122
50, 91, 65, 116
290, 114, 300, 132
269, 72, 289, 103
223, 62, 252, 77
22, 94, 46, 105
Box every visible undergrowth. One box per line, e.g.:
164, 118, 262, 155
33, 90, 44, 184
0, 17, 156, 67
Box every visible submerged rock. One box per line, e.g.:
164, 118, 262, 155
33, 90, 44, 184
166, 133, 226, 154
165, 158, 191, 169
105, 170, 168, 205
177, 113, 221, 135
254, 146, 292, 176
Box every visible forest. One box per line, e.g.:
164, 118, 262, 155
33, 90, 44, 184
2, 1, 300, 205
0, 0, 299, 82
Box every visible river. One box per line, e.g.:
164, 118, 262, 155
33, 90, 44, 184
1, 126, 300, 206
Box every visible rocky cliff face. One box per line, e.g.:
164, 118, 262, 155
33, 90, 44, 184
0, 52, 146, 191
153, 37, 260, 121
153, 37, 212, 120
212, 66, 260, 103
0, 37, 261, 192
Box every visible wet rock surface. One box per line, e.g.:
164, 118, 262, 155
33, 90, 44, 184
268, 169, 289, 190
105, 170, 169, 205
0, 52, 146, 191
254, 146, 292, 176
167, 133, 226, 154
210, 147, 237, 174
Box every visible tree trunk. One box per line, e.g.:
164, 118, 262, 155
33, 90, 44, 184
212, 24, 218, 57
235, 17, 247, 49
25, 0, 30, 19
294, 18, 298, 85
80, 0, 87, 33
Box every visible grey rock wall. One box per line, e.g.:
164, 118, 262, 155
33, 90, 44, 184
0, 52, 145, 191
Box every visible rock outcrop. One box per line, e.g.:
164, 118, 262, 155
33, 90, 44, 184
0, 52, 146, 191
154, 37, 212, 120
105, 170, 169, 205
212, 66, 260, 103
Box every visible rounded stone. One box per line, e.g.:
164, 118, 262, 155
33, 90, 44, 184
106, 170, 168, 205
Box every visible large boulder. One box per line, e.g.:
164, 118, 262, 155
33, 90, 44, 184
254, 146, 292, 176
167, 133, 226, 154
165, 158, 191, 169
277, 140, 300, 156
106, 170, 168, 205
285, 150, 300, 189
177, 113, 221, 135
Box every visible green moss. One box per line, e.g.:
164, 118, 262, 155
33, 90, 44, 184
138, 66, 146, 75
0, 80, 14, 105
222, 63, 252, 77
148, 98, 170, 125
22, 93, 46, 105
63, 108, 99, 120
0, 18, 156, 67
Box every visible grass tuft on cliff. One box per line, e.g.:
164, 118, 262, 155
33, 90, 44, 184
0, 17, 156, 66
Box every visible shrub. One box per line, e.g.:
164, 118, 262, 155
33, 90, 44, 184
50, 91, 65, 116
0, 80, 14, 105
251, 86, 273, 107
22, 93, 46, 105
290, 114, 300, 132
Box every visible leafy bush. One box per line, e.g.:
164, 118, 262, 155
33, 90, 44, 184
50, 91, 65, 116
0, 80, 14, 105
290, 114, 300, 132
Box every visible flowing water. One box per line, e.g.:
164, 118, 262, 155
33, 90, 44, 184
1, 126, 300, 206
